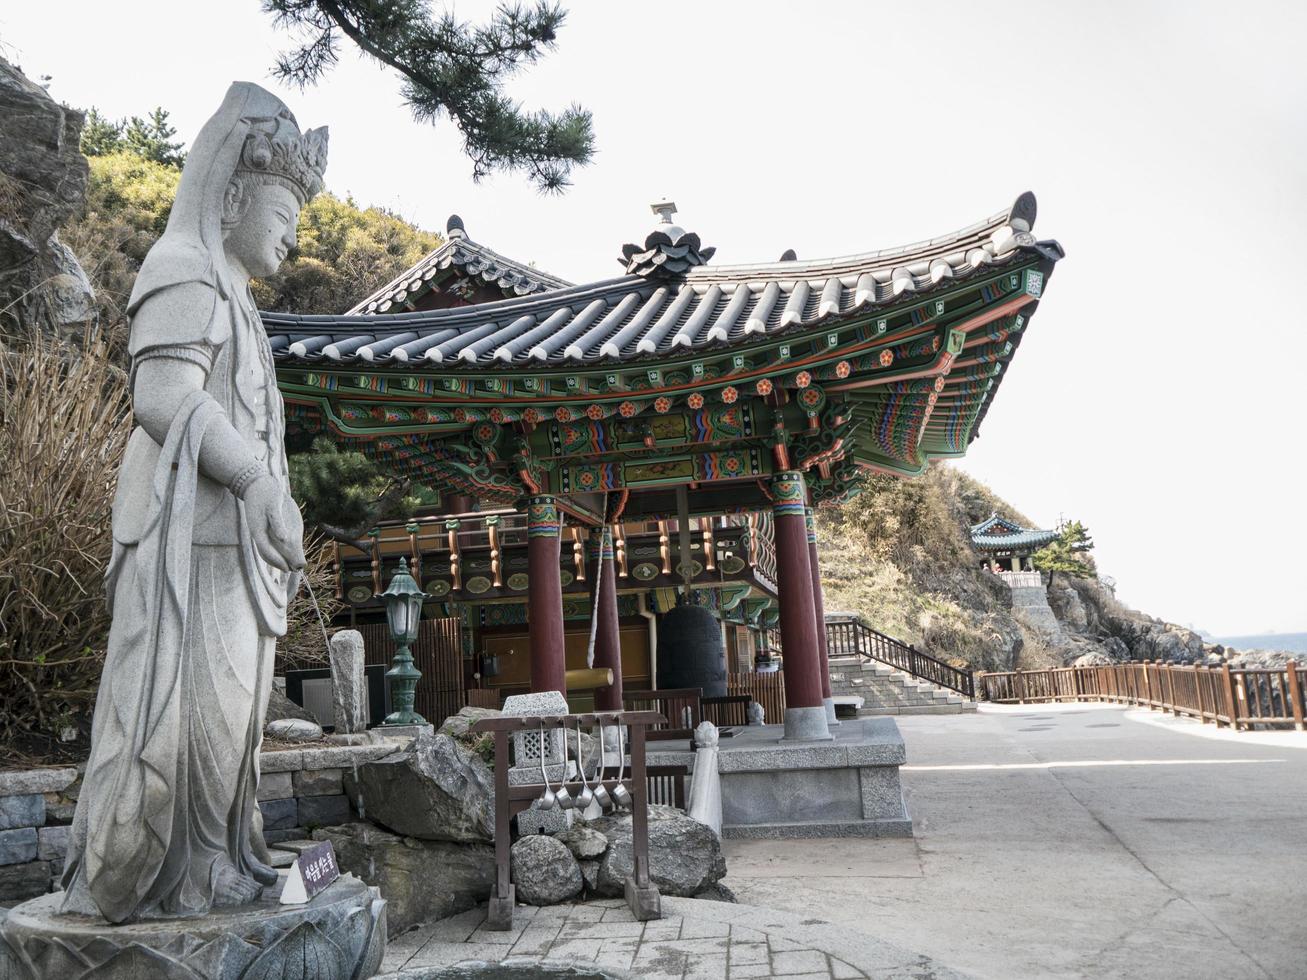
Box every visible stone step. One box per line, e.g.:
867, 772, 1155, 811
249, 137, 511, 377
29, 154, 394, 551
857, 701, 978, 717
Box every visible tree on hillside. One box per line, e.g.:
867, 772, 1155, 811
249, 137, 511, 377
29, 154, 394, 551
79, 108, 124, 157
1031, 520, 1096, 578
263, 0, 595, 191
122, 108, 186, 167
79, 106, 185, 167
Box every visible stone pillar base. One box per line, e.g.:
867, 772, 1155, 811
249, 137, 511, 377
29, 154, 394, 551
782, 705, 833, 742
0, 875, 384, 979
823, 696, 841, 726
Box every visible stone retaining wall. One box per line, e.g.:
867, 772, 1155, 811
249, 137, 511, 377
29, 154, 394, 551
0, 737, 405, 907
256, 741, 403, 844
0, 769, 78, 905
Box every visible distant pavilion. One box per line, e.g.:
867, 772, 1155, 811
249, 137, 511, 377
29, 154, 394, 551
970, 514, 1060, 572
263, 193, 1063, 740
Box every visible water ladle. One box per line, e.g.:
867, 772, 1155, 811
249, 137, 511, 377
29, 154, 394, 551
612, 721, 632, 809
553, 721, 574, 810
591, 723, 612, 810
573, 719, 594, 810
536, 722, 557, 810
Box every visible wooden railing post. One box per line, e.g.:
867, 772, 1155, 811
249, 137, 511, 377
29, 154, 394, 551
1221, 663, 1240, 732
446, 518, 462, 592
1016, 669, 1026, 705
1286, 660, 1305, 731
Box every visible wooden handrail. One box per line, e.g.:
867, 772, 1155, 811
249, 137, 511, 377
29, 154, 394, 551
976, 661, 1307, 732
823, 616, 974, 698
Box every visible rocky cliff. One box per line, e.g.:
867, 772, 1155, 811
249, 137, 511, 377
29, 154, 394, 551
817, 463, 1270, 673
0, 56, 94, 334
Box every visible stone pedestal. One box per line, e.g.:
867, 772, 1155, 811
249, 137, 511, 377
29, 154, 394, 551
0, 875, 385, 980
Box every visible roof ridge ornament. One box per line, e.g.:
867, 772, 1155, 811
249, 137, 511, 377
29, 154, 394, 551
446, 214, 467, 239
619, 200, 716, 278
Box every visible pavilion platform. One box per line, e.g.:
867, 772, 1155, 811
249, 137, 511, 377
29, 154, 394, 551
650, 716, 911, 840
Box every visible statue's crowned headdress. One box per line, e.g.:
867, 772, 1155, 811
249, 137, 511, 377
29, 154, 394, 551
234, 107, 328, 205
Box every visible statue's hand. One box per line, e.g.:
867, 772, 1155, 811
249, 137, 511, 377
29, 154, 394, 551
244, 475, 304, 571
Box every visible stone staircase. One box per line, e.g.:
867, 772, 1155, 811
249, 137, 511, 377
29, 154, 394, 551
828, 655, 978, 716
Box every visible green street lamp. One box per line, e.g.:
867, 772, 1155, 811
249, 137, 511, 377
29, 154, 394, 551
378, 557, 427, 726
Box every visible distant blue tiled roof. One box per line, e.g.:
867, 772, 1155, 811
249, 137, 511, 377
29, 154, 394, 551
970, 513, 1058, 551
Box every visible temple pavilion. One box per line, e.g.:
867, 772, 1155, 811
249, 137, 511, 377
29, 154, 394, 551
263, 192, 1063, 741
971, 513, 1060, 572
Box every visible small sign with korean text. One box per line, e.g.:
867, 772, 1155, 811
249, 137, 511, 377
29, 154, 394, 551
279, 840, 340, 905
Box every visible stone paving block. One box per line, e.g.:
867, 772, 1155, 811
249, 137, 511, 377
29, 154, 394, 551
423, 906, 487, 942
593, 943, 637, 972
729, 964, 773, 979
830, 957, 867, 979
510, 925, 561, 956
542, 938, 602, 961
0, 794, 44, 831
258, 798, 298, 831
293, 766, 344, 797
0, 769, 77, 796
631, 943, 690, 978
35, 825, 68, 862
297, 793, 351, 826
771, 948, 829, 975
680, 917, 731, 939
558, 919, 644, 940
0, 827, 38, 866
729, 942, 770, 965
767, 935, 809, 952
263, 827, 309, 844
0, 860, 51, 903
405, 942, 510, 968
731, 926, 770, 943
601, 905, 638, 923
640, 920, 682, 942
259, 750, 304, 773
256, 771, 294, 801
684, 951, 730, 979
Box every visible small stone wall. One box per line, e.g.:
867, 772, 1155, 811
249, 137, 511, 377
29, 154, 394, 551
0, 769, 78, 905
256, 740, 404, 844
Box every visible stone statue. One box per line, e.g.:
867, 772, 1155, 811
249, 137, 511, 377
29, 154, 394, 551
61, 82, 325, 924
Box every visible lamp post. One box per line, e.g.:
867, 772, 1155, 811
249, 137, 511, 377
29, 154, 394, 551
378, 557, 427, 726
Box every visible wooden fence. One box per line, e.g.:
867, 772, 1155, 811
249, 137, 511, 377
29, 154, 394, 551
728, 671, 786, 724
357, 617, 465, 725
978, 661, 1307, 731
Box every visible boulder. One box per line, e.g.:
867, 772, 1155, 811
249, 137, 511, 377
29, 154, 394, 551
510, 834, 582, 906
437, 705, 502, 741
0, 56, 93, 330
1102, 636, 1131, 661
266, 686, 320, 725
265, 718, 324, 741
554, 823, 608, 860
313, 823, 493, 936
344, 731, 494, 843
1073, 651, 1113, 668
586, 804, 726, 898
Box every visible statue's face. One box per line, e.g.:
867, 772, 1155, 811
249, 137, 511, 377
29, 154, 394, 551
224, 181, 302, 278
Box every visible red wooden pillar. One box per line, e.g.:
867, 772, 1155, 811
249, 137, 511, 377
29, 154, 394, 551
772, 472, 831, 740
526, 495, 566, 696
806, 505, 837, 725
589, 526, 623, 710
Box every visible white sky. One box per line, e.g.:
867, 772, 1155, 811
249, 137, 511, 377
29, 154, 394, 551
4, 1, 1304, 636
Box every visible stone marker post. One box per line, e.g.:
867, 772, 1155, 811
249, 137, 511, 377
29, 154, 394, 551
330, 630, 368, 734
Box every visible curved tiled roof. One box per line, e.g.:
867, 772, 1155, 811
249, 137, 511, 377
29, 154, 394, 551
268, 193, 1058, 368
971, 513, 1059, 551
346, 214, 572, 315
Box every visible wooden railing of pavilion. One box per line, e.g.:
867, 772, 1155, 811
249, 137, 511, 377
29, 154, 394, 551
978, 661, 1307, 731
824, 615, 975, 698
727, 672, 786, 722
330, 508, 778, 608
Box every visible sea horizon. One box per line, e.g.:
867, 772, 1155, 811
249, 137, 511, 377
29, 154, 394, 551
1211, 631, 1307, 655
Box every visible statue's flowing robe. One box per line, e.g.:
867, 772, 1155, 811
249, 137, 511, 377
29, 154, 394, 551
62, 249, 295, 922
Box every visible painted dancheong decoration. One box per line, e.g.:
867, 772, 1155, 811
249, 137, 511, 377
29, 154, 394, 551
266, 193, 1062, 514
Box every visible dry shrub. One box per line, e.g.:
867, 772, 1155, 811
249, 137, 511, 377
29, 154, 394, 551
0, 331, 130, 745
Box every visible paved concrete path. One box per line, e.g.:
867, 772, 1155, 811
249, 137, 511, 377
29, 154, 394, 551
377, 896, 967, 978
724, 703, 1307, 980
